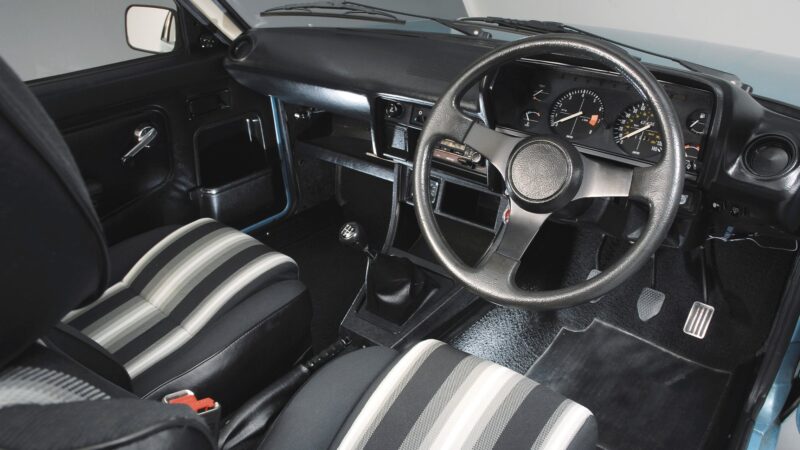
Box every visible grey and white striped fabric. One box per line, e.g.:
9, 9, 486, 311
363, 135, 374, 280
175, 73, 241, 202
62, 218, 297, 379
335, 340, 596, 450
0, 366, 109, 409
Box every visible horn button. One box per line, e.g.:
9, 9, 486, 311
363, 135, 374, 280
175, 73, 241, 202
506, 137, 584, 213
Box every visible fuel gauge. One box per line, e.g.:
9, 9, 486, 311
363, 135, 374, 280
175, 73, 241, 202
687, 110, 709, 135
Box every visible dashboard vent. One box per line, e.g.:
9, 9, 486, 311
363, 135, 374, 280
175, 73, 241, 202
230, 37, 254, 60
743, 136, 797, 178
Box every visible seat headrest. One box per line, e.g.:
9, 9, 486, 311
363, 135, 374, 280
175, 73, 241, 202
0, 58, 109, 367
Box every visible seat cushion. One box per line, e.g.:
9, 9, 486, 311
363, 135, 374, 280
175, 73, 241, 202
61, 218, 312, 408
261, 340, 597, 450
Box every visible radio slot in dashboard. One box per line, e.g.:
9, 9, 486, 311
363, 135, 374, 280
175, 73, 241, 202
376, 97, 490, 184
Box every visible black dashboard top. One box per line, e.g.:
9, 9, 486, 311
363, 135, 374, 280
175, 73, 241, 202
226, 27, 800, 236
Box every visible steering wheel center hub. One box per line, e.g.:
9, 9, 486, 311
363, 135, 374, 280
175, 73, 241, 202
507, 137, 584, 213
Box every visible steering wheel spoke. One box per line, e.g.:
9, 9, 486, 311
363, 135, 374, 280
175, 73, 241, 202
627, 165, 666, 205
574, 155, 634, 199
489, 198, 550, 263
462, 120, 523, 175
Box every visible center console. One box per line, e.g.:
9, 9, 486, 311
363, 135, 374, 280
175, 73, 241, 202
282, 97, 508, 348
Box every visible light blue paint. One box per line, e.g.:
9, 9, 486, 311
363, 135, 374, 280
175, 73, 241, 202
747, 319, 800, 450
241, 96, 294, 234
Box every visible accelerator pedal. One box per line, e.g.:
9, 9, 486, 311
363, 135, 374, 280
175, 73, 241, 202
683, 301, 715, 339
637, 288, 665, 322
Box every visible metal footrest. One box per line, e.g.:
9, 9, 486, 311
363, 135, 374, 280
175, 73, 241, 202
683, 301, 715, 339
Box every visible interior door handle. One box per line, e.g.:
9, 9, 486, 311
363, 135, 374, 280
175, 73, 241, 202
121, 125, 157, 164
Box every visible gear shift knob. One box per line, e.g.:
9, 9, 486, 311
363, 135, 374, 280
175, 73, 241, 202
339, 222, 369, 253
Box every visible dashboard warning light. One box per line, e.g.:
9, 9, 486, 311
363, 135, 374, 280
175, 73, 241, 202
588, 114, 600, 127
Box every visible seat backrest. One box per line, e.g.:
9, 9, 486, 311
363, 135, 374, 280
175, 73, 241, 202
0, 57, 109, 367
0, 58, 215, 449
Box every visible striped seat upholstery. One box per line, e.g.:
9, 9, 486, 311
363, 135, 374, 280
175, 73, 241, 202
62, 218, 299, 379
0, 366, 110, 409
334, 340, 597, 450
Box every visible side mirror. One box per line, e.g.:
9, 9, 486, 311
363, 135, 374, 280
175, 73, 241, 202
126, 6, 177, 54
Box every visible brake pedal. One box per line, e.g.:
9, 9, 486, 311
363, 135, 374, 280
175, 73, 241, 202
587, 269, 603, 303
637, 288, 665, 322
683, 301, 714, 339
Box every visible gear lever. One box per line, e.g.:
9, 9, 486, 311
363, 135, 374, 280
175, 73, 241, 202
339, 221, 432, 325
339, 221, 376, 259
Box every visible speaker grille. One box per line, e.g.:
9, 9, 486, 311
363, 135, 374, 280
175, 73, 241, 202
743, 136, 796, 178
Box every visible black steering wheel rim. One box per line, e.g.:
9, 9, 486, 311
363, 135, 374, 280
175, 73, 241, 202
413, 34, 685, 310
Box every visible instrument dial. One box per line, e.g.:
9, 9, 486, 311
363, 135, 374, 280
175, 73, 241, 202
687, 110, 709, 135
549, 89, 604, 140
531, 83, 551, 102
522, 109, 542, 128
684, 144, 701, 172
613, 102, 663, 159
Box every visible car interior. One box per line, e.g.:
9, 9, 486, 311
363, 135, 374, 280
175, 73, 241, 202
1, 1, 799, 450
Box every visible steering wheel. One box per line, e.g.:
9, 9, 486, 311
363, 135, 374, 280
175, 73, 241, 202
413, 34, 685, 310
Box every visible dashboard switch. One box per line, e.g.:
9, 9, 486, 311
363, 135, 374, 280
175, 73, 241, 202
385, 102, 403, 118
412, 107, 428, 125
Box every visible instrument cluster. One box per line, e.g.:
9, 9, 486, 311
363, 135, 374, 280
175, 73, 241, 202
491, 62, 715, 175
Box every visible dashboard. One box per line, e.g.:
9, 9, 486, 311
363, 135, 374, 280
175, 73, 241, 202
489, 62, 714, 177
225, 27, 800, 238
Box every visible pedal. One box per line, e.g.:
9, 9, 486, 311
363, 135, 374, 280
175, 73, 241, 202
637, 288, 665, 322
587, 269, 603, 303
683, 301, 714, 339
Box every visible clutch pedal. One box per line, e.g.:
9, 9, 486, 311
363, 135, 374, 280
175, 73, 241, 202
683, 301, 715, 339
587, 269, 603, 303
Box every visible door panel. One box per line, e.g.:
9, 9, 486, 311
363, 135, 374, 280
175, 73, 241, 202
29, 28, 284, 244
63, 109, 172, 218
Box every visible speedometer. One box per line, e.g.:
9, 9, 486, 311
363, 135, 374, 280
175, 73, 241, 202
613, 102, 663, 159
549, 89, 604, 140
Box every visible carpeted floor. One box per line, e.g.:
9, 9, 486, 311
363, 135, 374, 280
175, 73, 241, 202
258, 165, 395, 351
259, 200, 367, 351
452, 222, 794, 372
528, 320, 731, 450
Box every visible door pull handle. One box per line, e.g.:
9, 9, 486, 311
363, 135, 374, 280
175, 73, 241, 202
121, 125, 157, 164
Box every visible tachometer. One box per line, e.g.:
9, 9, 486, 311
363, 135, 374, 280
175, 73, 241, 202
549, 89, 604, 140
613, 102, 663, 159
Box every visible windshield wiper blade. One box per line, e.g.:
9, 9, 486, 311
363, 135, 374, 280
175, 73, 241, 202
260, 1, 405, 24
340, 2, 490, 37
458, 16, 740, 80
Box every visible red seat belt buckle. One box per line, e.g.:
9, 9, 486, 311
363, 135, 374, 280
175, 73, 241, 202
163, 389, 220, 414
163, 389, 222, 435
167, 393, 216, 413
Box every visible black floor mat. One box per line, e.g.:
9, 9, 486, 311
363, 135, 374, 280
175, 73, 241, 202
260, 201, 367, 351
527, 320, 731, 450
452, 223, 794, 372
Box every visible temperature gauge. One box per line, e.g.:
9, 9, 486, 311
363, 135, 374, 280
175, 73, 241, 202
531, 83, 550, 102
